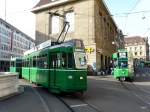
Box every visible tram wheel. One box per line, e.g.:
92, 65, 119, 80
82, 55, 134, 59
119, 77, 126, 82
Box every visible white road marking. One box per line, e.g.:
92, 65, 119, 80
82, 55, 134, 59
142, 74, 146, 77
140, 106, 147, 109
137, 87, 150, 95
147, 74, 150, 77
70, 104, 88, 108
133, 93, 150, 106
31, 87, 50, 112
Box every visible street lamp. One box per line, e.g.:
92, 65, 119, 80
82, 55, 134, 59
112, 41, 115, 45
5, 0, 7, 21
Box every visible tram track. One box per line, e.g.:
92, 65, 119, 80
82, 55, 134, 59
30, 86, 51, 112
31, 86, 76, 112
131, 82, 150, 106
56, 93, 102, 112
120, 81, 150, 111
21, 79, 71, 112
31, 81, 150, 112
127, 82, 150, 102
55, 95, 76, 112
21, 79, 100, 112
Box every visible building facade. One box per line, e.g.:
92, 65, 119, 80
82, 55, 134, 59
115, 29, 125, 49
125, 36, 149, 61
32, 0, 119, 72
0, 18, 35, 71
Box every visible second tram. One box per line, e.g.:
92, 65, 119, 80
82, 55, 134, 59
112, 49, 134, 81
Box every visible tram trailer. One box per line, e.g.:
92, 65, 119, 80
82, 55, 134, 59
10, 57, 22, 78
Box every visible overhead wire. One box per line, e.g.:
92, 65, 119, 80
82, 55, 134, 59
143, 28, 150, 35
7, 8, 33, 14
130, 0, 141, 11
112, 9, 150, 16
124, 0, 141, 33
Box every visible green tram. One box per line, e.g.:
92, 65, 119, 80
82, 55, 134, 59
112, 49, 134, 81
10, 57, 22, 78
144, 61, 150, 67
22, 39, 87, 93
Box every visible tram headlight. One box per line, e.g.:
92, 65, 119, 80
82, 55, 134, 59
68, 75, 73, 79
80, 76, 83, 80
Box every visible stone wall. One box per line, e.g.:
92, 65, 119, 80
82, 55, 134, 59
0, 72, 19, 98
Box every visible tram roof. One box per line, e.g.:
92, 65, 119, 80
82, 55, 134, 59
24, 39, 85, 58
24, 42, 74, 57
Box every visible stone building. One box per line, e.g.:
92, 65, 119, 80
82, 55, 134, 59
0, 18, 35, 71
32, 0, 118, 72
115, 29, 125, 49
125, 36, 149, 61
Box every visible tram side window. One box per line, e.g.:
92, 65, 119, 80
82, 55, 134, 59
22, 60, 25, 67
43, 56, 48, 69
62, 53, 67, 68
23, 60, 26, 67
22, 60, 27, 67
61, 53, 74, 68
37, 57, 42, 68
57, 54, 61, 68
33, 57, 36, 67
51, 54, 56, 68
24, 61, 27, 67
68, 53, 74, 68
23, 59, 29, 67
11, 61, 15, 67
26, 60, 30, 67
16, 62, 22, 67
37, 55, 48, 69
50, 55, 55, 68
50, 54, 61, 68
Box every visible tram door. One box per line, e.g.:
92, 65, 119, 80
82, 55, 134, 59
49, 53, 61, 88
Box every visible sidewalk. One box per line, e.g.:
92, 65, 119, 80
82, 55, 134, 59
88, 75, 116, 81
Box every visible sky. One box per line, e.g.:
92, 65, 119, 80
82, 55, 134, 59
0, 0, 40, 39
104, 0, 150, 37
0, 0, 150, 40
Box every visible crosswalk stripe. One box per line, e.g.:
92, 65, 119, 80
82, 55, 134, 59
70, 104, 88, 108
